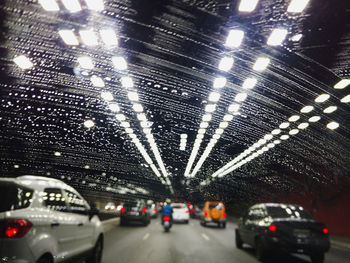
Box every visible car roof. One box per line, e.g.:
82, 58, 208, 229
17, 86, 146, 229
251, 203, 304, 209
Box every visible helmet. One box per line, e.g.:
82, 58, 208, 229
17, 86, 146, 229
165, 198, 171, 204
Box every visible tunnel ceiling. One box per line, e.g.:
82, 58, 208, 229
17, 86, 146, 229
0, 0, 349, 202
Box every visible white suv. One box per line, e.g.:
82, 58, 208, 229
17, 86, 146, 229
0, 175, 104, 263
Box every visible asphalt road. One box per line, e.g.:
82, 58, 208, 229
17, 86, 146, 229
101, 218, 350, 263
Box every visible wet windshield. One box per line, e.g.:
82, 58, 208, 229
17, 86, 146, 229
267, 206, 313, 219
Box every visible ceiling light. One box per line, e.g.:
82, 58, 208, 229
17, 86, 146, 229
101, 91, 113, 101
180, 146, 186, 151
121, 122, 130, 128
143, 128, 151, 134
38, 0, 59, 11
267, 28, 288, 46
326, 121, 339, 130
309, 116, 321, 122
112, 57, 127, 70
90, 75, 105, 87
215, 128, 224, 135
54, 151, 61, 157
205, 104, 216, 112
132, 104, 143, 112
218, 57, 234, 71
257, 149, 264, 155
208, 92, 221, 102
273, 139, 281, 144
200, 122, 209, 128
315, 94, 330, 103
137, 113, 147, 121
242, 78, 257, 89
287, 0, 310, 13
61, 0, 81, 12
238, 0, 259, 12
79, 30, 98, 46
84, 0, 104, 11
267, 143, 275, 148
125, 128, 133, 134
288, 115, 300, 122
197, 134, 204, 139
13, 55, 33, 69
181, 134, 188, 139
280, 134, 289, 140
140, 121, 150, 128
129, 133, 137, 139
228, 103, 240, 112
100, 29, 118, 46
219, 122, 229, 129
271, 129, 281, 135
84, 120, 95, 128
235, 93, 247, 102
121, 76, 133, 88
213, 77, 227, 88
258, 139, 267, 145
225, 30, 244, 48
334, 79, 350, 89
323, 106, 337, 114
213, 134, 221, 139
115, 114, 126, 121
264, 134, 273, 141
77, 56, 94, 69
223, 114, 234, 121
58, 30, 79, 46
109, 103, 120, 112
127, 91, 139, 101
298, 122, 309, 129
198, 128, 206, 134
300, 105, 314, 113
291, 33, 302, 42
84, 165, 90, 169
289, 129, 299, 135
202, 114, 212, 122
341, 94, 350, 103
253, 57, 270, 71
279, 122, 290, 129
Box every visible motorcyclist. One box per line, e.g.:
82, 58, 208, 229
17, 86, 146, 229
161, 199, 173, 225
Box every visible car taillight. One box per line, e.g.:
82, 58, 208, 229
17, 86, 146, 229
163, 216, 170, 221
185, 210, 189, 213
268, 225, 277, 232
223, 212, 227, 217
204, 212, 208, 217
121, 207, 125, 213
142, 207, 147, 213
192, 209, 195, 212
323, 228, 329, 234
153, 209, 157, 213
1, 220, 32, 238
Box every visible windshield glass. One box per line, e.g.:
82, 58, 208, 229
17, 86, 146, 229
267, 206, 313, 219
0, 182, 33, 212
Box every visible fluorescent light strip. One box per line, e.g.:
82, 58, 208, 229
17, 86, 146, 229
287, 0, 310, 13
38, 0, 59, 11
84, 0, 104, 11
61, 0, 81, 12
238, 0, 259, 12
59, 30, 79, 46
267, 28, 288, 46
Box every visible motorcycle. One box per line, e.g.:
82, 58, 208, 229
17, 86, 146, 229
163, 216, 172, 232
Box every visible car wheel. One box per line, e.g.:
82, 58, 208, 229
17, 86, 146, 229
310, 253, 325, 263
36, 254, 53, 263
235, 230, 243, 249
87, 236, 103, 263
217, 222, 221, 228
255, 238, 267, 261
185, 220, 189, 224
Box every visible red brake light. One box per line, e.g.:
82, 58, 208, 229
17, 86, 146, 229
204, 212, 208, 217
3, 220, 32, 238
121, 207, 125, 213
142, 207, 147, 213
192, 209, 195, 212
223, 212, 227, 217
269, 225, 277, 232
163, 216, 170, 221
323, 228, 329, 234
153, 209, 157, 212
185, 210, 189, 213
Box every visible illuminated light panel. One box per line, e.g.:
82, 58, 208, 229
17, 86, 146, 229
213, 77, 227, 88
279, 122, 290, 129
84, 0, 104, 11
127, 91, 139, 101
120, 76, 133, 88
200, 122, 209, 129
327, 122, 339, 130
100, 29, 118, 46
264, 134, 273, 141
287, 0, 310, 13
323, 106, 337, 114
238, 0, 259, 12
58, 30, 79, 46
219, 122, 229, 129
253, 57, 270, 71
202, 114, 212, 122
341, 94, 350, 103
223, 114, 234, 121
208, 92, 221, 102
137, 113, 147, 121
271, 129, 281, 135
112, 57, 127, 70
109, 104, 120, 112
235, 93, 248, 102
213, 134, 220, 139
288, 115, 300, 122
125, 128, 133, 134
298, 122, 309, 129
309, 116, 321, 122
280, 134, 290, 140
267, 29, 288, 46
84, 120, 95, 128
120, 122, 130, 128
300, 105, 314, 113
218, 57, 234, 71
315, 94, 330, 103
79, 30, 98, 46
90, 75, 105, 87
61, 0, 81, 12
215, 128, 224, 135
115, 114, 126, 121
77, 56, 94, 70
197, 134, 204, 139
84, 165, 90, 169
334, 79, 350, 90
242, 78, 257, 89
132, 104, 143, 112
205, 104, 216, 113
198, 128, 206, 134
101, 91, 114, 101
181, 134, 188, 139
225, 30, 244, 48
13, 55, 33, 69
54, 152, 61, 157
289, 129, 299, 135
39, 0, 59, 11
228, 104, 240, 112
291, 33, 302, 42
274, 139, 281, 144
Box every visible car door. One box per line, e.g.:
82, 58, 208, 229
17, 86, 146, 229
240, 208, 258, 246
239, 212, 251, 244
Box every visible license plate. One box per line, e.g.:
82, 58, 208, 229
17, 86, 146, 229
129, 211, 137, 215
164, 221, 170, 227
294, 229, 310, 238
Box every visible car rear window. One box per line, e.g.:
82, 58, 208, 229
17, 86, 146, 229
267, 206, 313, 219
0, 181, 33, 212
172, 204, 186, 209
208, 203, 223, 210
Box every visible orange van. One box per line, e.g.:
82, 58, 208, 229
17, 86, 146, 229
200, 201, 226, 228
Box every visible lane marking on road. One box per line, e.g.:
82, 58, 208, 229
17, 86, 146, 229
201, 233, 210, 241
143, 233, 150, 241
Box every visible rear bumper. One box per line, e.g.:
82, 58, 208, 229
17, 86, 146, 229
203, 217, 226, 223
121, 215, 148, 222
0, 239, 35, 263
173, 215, 189, 221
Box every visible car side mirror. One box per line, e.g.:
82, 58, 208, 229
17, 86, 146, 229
88, 207, 99, 220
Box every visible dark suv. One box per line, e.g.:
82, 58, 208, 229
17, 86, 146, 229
235, 203, 330, 263
120, 200, 151, 226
